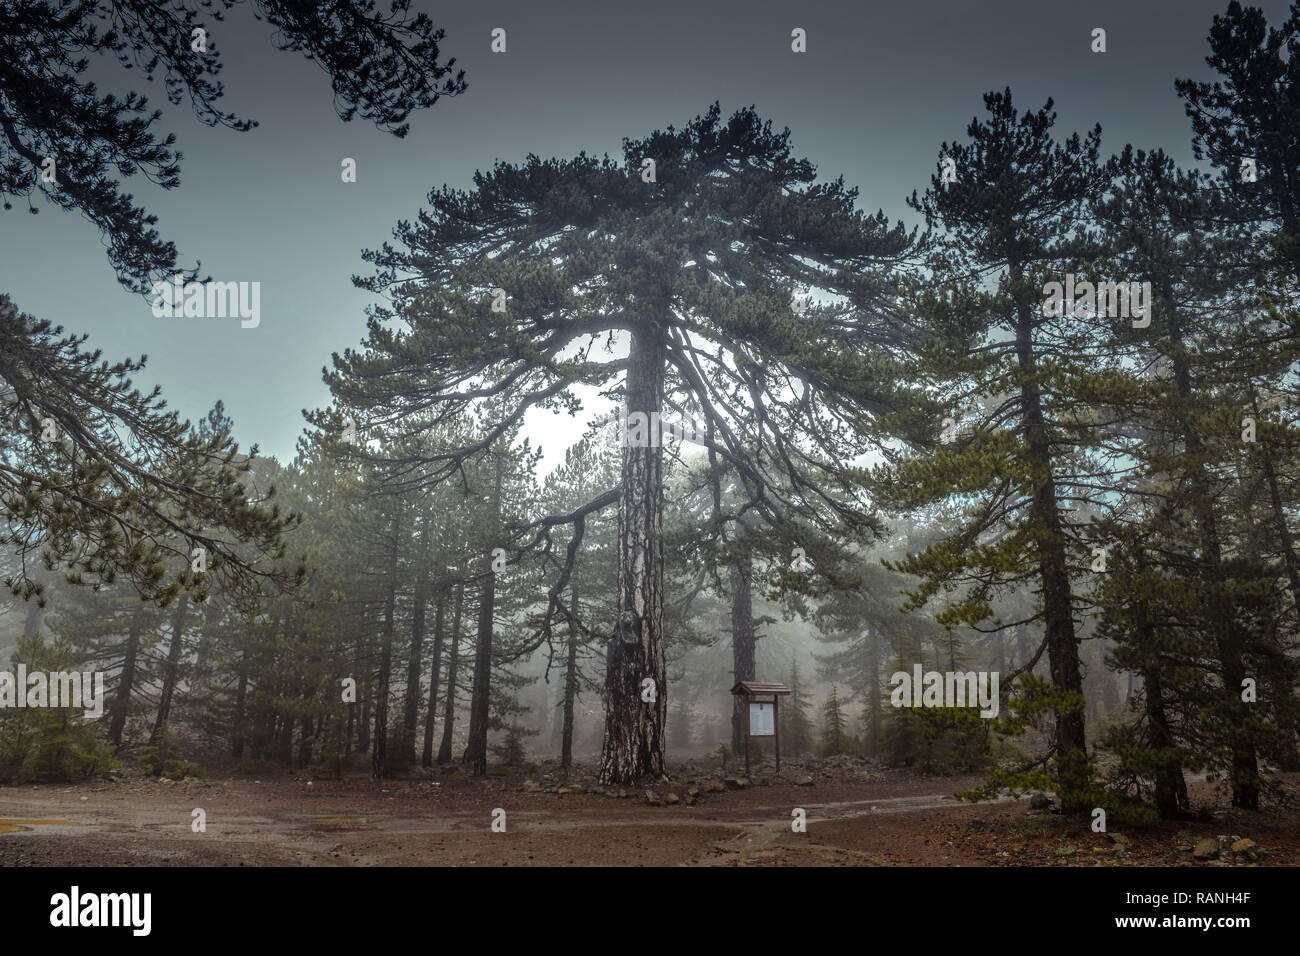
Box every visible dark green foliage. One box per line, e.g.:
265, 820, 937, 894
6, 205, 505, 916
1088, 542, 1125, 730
0, 0, 465, 293
138, 722, 203, 780
0, 632, 118, 784
820, 686, 849, 756
883, 705, 991, 773
780, 660, 815, 756
490, 721, 534, 770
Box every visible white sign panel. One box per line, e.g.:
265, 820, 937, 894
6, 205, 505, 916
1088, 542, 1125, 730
749, 701, 775, 737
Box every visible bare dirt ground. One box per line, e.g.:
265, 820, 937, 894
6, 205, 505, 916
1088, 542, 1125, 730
1, 760, 1297, 867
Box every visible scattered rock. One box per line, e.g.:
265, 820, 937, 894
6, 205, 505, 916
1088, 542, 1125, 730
686, 786, 700, 799
1231, 838, 1260, 861
520, 779, 541, 793
1193, 838, 1220, 860
616, 788, 629, 799
556, 787, 573, 796
645, 790, 663, 806
723, 777, 749, 790
665, 793, 680, 806
1029, 793, 1052, 811
704, 779, 726, 793
794, 775, 814, 786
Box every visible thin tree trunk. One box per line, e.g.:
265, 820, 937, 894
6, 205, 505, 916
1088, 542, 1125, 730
373, 507, 402, 780
463, 456, 504, 776
1133, 548, 1189, 819
232, 644, 251, 759
188, 598, 220, 703
561, 585, 579, 771
421, 588, 447, 769
405, 517, 431, 765
151, 594, 188, 743
437, 584, 464, 765
866, 627, 881, 758
108, 614, 143, 751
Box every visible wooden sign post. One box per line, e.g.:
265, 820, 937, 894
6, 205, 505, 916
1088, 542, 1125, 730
730, 681, 791, 778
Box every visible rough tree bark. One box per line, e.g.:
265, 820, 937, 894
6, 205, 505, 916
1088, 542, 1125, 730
1013, 275, 1088, 813
599, 314, 668, 785
730, 559, 756, 755
561, 585, 579, 771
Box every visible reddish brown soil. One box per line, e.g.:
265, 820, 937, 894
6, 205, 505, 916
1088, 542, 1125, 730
1, 764, 1296, 867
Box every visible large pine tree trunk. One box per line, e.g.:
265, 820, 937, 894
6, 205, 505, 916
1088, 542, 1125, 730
108, 614, 143, 751
373, 508, 402, 780
437, 585, 463, 765
421, 589, 447, 768
151, 594, 188, 743
730, 559, 756, 755
599, 316, 668, 786
1014, 296, 1088, 813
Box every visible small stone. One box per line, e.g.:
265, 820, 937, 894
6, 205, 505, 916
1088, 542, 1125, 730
1230, 838, 1259, 861
794, 775, 814, 786
645, 790, 663, 806
723, 777, 749, 790
686, 786, 700, 799
665, 793, 680, 805
556, 787, 573, 796
1193, 837, 1220, 860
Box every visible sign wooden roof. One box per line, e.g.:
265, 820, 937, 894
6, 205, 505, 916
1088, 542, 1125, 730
730, 681, 790, 696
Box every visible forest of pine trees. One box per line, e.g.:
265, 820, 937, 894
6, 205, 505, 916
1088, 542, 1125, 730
0, 1, 1297, 833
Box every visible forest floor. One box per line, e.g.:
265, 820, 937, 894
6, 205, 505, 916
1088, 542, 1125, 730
1, 756, 1297, 866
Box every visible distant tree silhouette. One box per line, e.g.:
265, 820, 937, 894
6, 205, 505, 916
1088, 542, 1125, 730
0, 0, 466, 293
